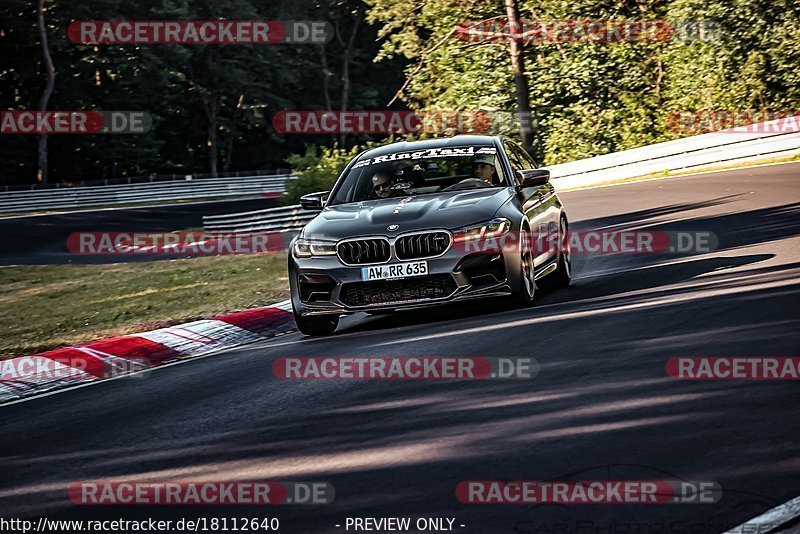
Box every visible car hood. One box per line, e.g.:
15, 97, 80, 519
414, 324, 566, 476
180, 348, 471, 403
302, 188, 513, 240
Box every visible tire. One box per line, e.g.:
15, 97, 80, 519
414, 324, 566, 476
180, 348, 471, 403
550, 216, 572, 288
514, 223, 537, 305
294, 312, 339, 336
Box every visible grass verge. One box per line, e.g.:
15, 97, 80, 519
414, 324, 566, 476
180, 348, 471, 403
0, 253, 290, 358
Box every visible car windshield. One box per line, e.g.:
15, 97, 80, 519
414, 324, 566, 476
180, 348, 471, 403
329, 145, 507, 205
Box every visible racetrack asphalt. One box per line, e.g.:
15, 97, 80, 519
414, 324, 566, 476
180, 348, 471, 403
0, 196, 281, 265
1, 163, 798, 533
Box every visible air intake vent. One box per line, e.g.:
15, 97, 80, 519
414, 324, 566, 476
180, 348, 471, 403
340, 275, 457, 307
395, 232, 451, 260
337, 238, 391, 265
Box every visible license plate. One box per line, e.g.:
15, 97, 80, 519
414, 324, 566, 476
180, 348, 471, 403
361, 261, 428, 281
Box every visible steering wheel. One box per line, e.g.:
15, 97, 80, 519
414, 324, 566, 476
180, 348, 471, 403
443, 178, 492, 191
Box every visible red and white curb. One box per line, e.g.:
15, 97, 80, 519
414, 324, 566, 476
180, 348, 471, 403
0, 300, 294, 404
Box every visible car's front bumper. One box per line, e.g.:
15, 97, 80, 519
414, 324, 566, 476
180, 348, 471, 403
290, 247, 518, 317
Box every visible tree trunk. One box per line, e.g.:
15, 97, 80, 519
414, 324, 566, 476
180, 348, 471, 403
504, 0, 533, 152
223, 94, 244, 173
201, 47, 221, 176
207, 117, 218, 176
318, 46, 338, 146
37, 0, 56, 184
337, 19, 360, 148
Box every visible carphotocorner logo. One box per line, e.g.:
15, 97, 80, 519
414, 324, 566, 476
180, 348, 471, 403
67, 20, 334, 45
0, 111, 151, 134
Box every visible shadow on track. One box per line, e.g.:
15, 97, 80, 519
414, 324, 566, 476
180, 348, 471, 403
1, 197, 799, 532
328, 206, 800, 339
569, 193, 749, 231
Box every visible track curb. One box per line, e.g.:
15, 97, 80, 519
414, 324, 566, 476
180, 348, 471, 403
0, 300, 295, 404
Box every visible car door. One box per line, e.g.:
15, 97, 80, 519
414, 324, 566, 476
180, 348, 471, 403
512, 143, 561, 261
503, 139, 552, 266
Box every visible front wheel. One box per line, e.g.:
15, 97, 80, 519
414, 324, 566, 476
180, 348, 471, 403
294, 313, 339, 336
514, 225, 537, 305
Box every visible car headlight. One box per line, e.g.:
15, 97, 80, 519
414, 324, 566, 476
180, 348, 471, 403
452, 218, 511, 242
293, 238, 337, 258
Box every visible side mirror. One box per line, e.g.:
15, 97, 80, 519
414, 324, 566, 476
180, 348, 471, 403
516, 169, 550, 188
299, 191, 328, 211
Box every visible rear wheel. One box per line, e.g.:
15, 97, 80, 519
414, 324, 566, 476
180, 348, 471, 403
550, 216, 572, 288
294, 313, 339, 336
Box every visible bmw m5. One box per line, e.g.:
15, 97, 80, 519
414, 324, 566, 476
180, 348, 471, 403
289, 135, 572, 335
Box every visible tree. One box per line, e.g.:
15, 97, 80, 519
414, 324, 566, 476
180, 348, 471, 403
365, 0, 800, 164
504, 0, 533, 151
36, 0, 55, 184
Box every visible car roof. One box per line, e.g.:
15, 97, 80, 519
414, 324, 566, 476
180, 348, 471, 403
359, 135, 501, 158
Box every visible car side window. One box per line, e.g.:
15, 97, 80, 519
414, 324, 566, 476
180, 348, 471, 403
503, 140, 525, 186
510, 142, 538, 169
503, 140, 524, 172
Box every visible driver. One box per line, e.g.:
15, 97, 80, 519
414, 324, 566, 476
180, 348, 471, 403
371, 172, 395, 199
472, 155, 498, 185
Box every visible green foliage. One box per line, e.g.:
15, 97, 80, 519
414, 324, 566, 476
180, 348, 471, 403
1, 0, 797, 184
283, 145, 364, 204
366, 0, 800, 165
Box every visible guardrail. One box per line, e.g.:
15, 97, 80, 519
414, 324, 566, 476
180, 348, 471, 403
203, 205, 315, 233
205, 116, 800, 234
0, 174, 297, 214
545, 116, 800, 189
2, 169, 291, 192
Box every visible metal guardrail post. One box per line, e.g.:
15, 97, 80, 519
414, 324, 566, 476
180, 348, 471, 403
0, 174, 296, 213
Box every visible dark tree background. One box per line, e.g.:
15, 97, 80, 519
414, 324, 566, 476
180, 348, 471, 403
1, 0, 798, 187
0, 0, 406, 186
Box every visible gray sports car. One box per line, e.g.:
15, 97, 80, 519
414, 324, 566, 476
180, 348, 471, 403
288, 135, 571, 335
